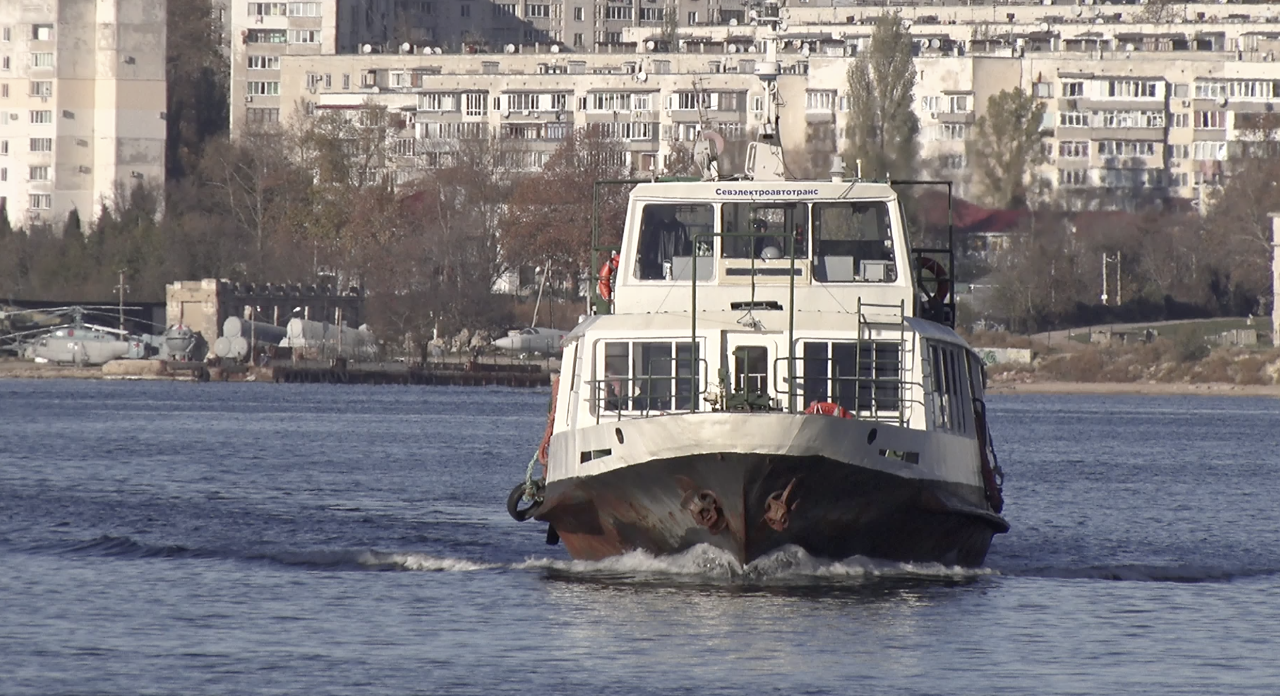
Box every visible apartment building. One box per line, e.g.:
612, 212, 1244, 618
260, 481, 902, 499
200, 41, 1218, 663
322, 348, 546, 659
249, 2, 1280, 208
0, 0, 166, 231
229, 0, 755, 134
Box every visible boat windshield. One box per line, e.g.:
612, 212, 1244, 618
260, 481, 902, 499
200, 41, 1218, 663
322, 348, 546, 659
721, 202, 808, 260
811, 201, 897, 283
634, 203, 714, 281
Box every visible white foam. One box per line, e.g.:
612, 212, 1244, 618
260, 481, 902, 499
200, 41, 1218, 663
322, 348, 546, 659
356, 551, 499, 572
515, 544, 996, 583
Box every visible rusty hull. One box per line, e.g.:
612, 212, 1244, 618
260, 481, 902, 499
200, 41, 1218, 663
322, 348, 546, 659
536, 453, 1008, 568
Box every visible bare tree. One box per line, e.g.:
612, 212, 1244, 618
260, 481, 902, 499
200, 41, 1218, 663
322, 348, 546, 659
844, 14, 919, 181
967, 88, 1047, 209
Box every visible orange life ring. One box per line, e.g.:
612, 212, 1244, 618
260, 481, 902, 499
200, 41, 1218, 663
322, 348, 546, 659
804, 401, 853, 418
597, 252, 619, 302
918, 257, 951, 307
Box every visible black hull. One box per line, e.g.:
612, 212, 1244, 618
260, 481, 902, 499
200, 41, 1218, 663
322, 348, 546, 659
536, 453, 1008, 568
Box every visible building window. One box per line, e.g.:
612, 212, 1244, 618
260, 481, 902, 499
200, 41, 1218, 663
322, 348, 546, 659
32, 25, 53, 41
1194, 111, 1225, 129
1194, 81, 1227, 99
574, 6, 583, 21
247, 108, 280, 124
948, 95, 969, 113
1033, 82, 1053, 98
0, 140, 6, 155
246, 81, 280, 96
940, 154, 965, 170
640, 7, 664, 22
920, 95, 940, 113
1095, 110, 1165, 129
605, 31, 622, 44
247, 55, 281, 70
30, 194, 52, 210
1107, 80, 1160, 98
1168, 144, 1189, 159
246, 29, 287, 43
1173, 113, 1189, 129
289, 29, 320, 43
688, 11, 698, 24
495, 3, 515, 17
30, 110, 52, 124
1192, 141, 1227, 161
1062, 81, 1084, 97
30, 138, 52, 152
287, 2, 320, 16
1, 84, 7, 98
247, 2, 287, 15
2, 56, 9, 71
805, 90, 836, 111
1058, 141, 1089, 158
30, 52, 53, 68
526, 3, 549, 18
1097, 141, 1157, 157
1058, 169, 1088, 187
2, 27, 9, 42
30, 81, 52, 97
28, 165, 49, 181
0, 168, 5, 181
574, 33, 584, 47
1058, 111, 1087, 128
464, 92, 488, 116
460, 2, 470, 18
604, 6, 631, 20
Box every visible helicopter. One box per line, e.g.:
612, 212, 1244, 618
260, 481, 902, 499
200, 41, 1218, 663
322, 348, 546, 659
0, 306, 157, 366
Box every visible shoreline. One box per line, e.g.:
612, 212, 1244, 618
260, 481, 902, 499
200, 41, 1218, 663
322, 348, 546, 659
988, 380, 1280, 397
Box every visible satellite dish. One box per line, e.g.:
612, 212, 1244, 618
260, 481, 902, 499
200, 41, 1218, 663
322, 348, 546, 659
636, 71, 648, 82
800, 44, 810, 58
1218, 96, 1228, 107
361, 43, 372, 54
433, 47, 442, 55
1073, 6, 1083, 16
550, 44, 560, 53
778, 21, 788, 32
729, 18, 738, 26
504, 44, 516, 54
1040, 22, 1050, 32
646, 40, 656, 50
727, 44, 738, 53
1124, 43, 1134, 51
400, 42, 411, 53
748, 10, 758, 21
930, 38, 941, 48
502, 109, 511, 118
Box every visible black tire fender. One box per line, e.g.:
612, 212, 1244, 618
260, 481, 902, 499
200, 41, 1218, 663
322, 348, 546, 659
507, 482, 543, 522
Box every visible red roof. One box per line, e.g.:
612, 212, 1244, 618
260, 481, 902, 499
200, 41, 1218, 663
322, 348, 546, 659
916, 190, 1030, 235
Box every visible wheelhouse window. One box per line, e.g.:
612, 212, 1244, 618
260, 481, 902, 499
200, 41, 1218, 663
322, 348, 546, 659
599, 340, 701, 413
633, 203, 713, 281
720, 202, 808, 260
801, 341, 901, 415
925, 341, 971, 435
811, 201, 897, 283
733, 346, 769, 396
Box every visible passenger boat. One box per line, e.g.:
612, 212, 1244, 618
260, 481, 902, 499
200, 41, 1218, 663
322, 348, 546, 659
507, 29, 1007, 568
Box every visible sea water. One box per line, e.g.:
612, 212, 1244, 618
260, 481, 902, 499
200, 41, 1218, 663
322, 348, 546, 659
1, 381, 1277, 695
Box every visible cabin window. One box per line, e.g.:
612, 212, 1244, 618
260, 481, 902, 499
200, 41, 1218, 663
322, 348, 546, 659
720, 203, 808, 260
599, 340, 700, 413
733, 345, 769, 395
924, 341, 971, 435
801, 341, 901, 414
811, 201, 897, 283
634, 203, 714, 281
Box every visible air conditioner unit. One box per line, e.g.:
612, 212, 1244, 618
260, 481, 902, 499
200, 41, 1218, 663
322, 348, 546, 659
78, 165, 91, 174
929, 111, 938, 120
245, 95, 254, 102
1181, 99, 1191, 108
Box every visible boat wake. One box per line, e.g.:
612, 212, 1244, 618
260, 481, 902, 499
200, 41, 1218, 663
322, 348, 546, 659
515, 544, 995, 585
1008, 563, 1274, 584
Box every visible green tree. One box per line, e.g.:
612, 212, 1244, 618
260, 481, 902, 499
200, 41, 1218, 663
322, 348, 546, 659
844, 14, 919, 181
967, 88, 1048, 209
167, 0, 230, 180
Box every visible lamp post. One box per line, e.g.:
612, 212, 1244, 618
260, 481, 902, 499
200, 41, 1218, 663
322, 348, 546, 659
1101, 252, 1122, 306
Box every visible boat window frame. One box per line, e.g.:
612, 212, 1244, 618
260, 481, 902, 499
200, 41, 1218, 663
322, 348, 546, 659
923, 339, 972, 436
590, 336, 707, 418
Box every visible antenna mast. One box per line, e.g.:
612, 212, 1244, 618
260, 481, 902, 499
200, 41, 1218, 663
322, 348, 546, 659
744, 0, 787, 180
